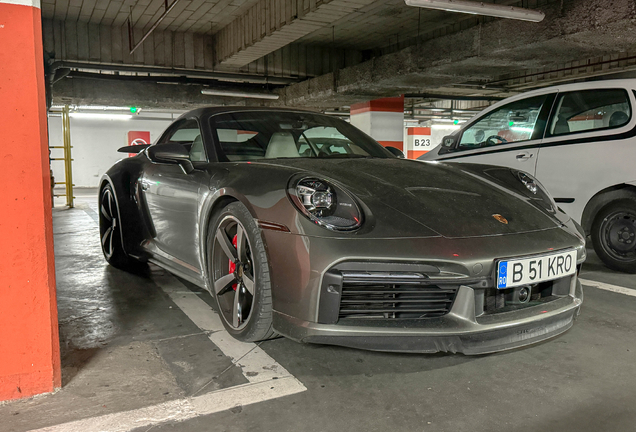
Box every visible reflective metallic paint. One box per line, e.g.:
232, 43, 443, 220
101, 107, 586, 353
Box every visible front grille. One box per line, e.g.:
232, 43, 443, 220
339, 273, 458, 319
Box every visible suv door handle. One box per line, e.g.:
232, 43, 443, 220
516, 152, 534, 160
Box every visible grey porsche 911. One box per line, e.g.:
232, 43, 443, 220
99, 107, 586, 354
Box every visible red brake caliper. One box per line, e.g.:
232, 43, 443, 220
228, 234, 238, 291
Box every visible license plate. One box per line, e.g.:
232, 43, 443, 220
496, 249, 577, 289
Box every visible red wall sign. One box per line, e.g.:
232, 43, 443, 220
127, 131, 151, 157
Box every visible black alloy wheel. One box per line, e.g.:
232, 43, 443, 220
208, 202, 276, 341
99, 184, 139, 270
592, 199, 636, 274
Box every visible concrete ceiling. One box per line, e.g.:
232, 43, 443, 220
295, 0, 460, 50
43, 0, 636, 110
42, 0, 262, 34
42, 0, 465, 46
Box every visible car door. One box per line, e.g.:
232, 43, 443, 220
535, 87, 636, 223
436, 93, 555, 175
141, 118, 210, 272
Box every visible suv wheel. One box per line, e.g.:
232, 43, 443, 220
591, 199, 636, 273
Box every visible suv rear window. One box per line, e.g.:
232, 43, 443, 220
548, 89, 631, 137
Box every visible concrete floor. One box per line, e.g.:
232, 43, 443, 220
1, 188, 636, 432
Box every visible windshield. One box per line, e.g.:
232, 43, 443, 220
209, 111, 393, 161
458, 95, 548, 150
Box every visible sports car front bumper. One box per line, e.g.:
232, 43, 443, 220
273, 279, 582, 355
262, 224, 585, 354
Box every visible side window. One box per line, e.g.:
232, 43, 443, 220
160, 118, 206, 162
458, 95, 549, 150
548, 89, 631, 137
215, 129, 264, 161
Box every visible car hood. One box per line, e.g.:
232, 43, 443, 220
255, 158, 561, 238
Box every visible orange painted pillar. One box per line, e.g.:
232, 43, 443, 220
350, 96, 405, 151
0, 0, 62, 401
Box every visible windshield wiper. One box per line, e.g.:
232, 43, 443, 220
316, 154, 373, 158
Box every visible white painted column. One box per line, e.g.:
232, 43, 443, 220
350, 96, 404, 152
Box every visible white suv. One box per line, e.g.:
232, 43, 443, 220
421, 79, 636, 273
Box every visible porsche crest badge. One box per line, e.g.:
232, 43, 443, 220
492, 214, 508, 224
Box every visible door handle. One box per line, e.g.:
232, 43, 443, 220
141, 182, 149, 191
516, 152, 534, 161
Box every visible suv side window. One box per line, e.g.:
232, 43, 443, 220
457, 94, 549, 150
158, 118, 206, 162
547, 89, 631, 137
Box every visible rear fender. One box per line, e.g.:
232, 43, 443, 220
99, 160, 149, 259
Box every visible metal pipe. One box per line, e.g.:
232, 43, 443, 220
485, 53, 636, 86
65, 71, 287, 94
62, 105, 74, 208
130, 0, 181, 54
127, 15, 133, 53
50, 60, 298, 85
404, 93, 504, 101
201, 89, 280, 100
403, 0, 545, 22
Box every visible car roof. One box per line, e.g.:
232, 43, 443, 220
460, 79, 636, 128
512, 78, 636, 98
175, 106, 321, 121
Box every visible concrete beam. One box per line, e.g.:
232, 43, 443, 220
276, 0, 636, 108
52, 77, 276, 110
214, 0, 376, 68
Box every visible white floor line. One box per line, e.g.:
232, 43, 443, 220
32, 270, 306, 432
580, 278, 636, 298
152, 270, 301, 383
32, 377, 304, 432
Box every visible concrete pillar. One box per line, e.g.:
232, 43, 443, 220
0, 0, 61, 401
350, 96, 404, 152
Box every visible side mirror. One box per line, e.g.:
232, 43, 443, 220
147, 144, 194, 173
442, 135, 457, 148
385, 146, 405, 159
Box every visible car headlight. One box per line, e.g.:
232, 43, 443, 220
518, 172, 538, 195
515, 171, 557, 214
574, 240, 587, 264
288, 177, 363, 231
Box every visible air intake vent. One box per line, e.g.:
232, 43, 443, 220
338, 273, 458, 319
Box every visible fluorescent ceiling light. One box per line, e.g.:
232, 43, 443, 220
510, 127, 534, 133
432, 124, 461, 130
403, 0, 545, 22
69, 113, 132, 120
201, 89, 279, 100
433, 118, 465, 123
77, 105, 133, 111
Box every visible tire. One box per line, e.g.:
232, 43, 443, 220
591, 199, 636, 273
207, 202, 276, 342
99, 184, 142, 271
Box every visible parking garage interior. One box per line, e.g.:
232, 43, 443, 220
2, 0, 636, 431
